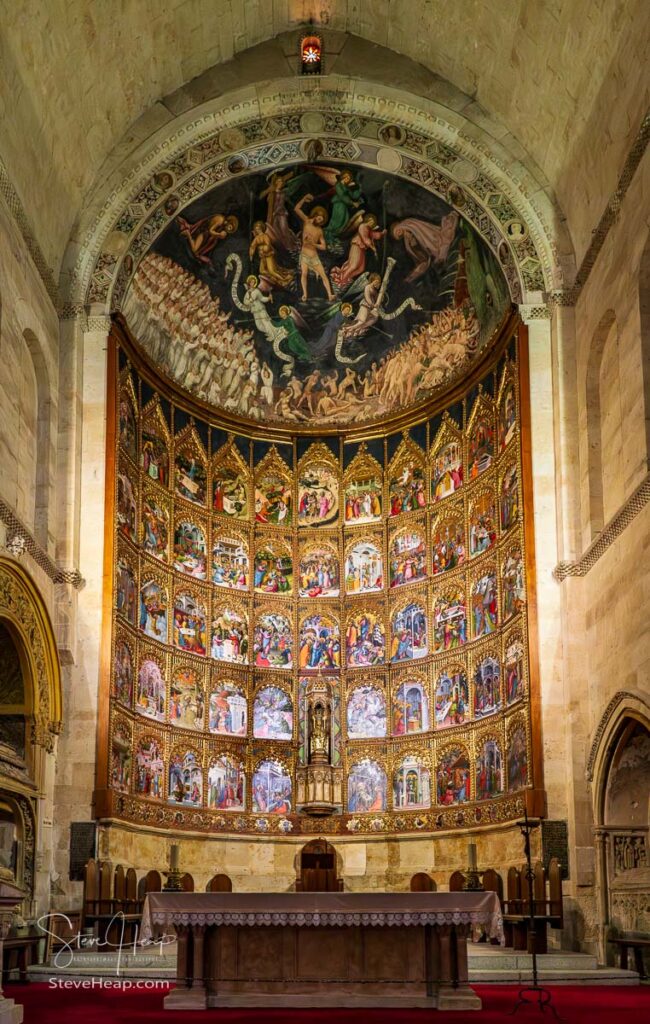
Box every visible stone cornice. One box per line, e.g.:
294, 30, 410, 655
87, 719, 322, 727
0, 498, 85, 590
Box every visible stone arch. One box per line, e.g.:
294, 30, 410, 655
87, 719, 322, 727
58, 34, 571, 312
0, 555, 63, 752
587, 690, 650, 961
585, 309, 618, 539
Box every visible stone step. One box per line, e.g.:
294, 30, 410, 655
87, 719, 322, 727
468, 948, 600, 971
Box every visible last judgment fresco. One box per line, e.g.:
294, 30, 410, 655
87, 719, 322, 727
106, 318, 534, 836
123, 161, 510, 428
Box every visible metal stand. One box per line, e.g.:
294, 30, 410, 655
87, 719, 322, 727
509, 807, 563, 1020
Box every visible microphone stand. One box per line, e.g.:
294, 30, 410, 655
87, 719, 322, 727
509, 806, 563, 1020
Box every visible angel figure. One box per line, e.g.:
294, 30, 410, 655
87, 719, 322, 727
390, 212, 459, 282
249, 221, 294, 289
331, 213, 386, 290
177, 212, 239, 264
259, 170, 300, 252
271, 305, 311, 376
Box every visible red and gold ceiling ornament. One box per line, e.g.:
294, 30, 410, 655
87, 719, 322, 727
300, 33, 323, 75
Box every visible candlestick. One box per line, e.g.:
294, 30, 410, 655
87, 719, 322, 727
170, 844, 180, 871
468, 842, 478, 872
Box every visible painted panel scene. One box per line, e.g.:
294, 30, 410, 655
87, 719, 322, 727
347, 686, 387, 739
253, 612, 293, 669
434, 669, 469, 729
345, 541, 383, 594
346, 612, 386, 666
253, 685, 293, 740
252, 760, 292, 814
209, 684, 247, 735
392, 681, 429, 735
390, 603, 428, 662
123, 162, 509, 427
347, 760, 387, 813
299, 546, 340, 597
208, 756, 245, 810
436, 747, 471, 805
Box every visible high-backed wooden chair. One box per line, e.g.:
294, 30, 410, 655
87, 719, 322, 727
503, 867, 524, 948
296, 839, 343, 892
548, 858, 563, 927
449, 870, 465, 892
410, 872, 437, 892
180, 873, 194, 892
137, 869, 162, 900
206, 874, 233, 892
480, 868, 503, 945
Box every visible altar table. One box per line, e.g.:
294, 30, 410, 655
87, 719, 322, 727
142, 891, 503, 1011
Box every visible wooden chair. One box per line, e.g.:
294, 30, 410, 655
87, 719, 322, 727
502, 859, 565, 953
480, 868, 503, 945
180, 873, 194, 892
206, 874, 233, 892
410, 872, 436, 892
503, 866, 525, 948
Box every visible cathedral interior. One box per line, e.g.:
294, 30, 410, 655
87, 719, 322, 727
0, 1, 648, 1017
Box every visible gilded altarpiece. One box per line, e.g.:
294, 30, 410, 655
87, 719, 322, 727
97, 325, 541, 837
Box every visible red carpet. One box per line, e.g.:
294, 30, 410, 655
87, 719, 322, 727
5, 983, 649, 1023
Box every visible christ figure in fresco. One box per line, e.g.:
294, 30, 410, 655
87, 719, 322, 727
294, 194, 335, 301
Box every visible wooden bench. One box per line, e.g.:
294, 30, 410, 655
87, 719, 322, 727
502, 858, 563, 954
609, 936, 650, 978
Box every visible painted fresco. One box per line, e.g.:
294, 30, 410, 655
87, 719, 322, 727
499, 385, 517, 450
469, 491, 497, 557
471, 573, 498, 638
347, 686, 387, 739
113, 640, 133, 706
212, 534, 249, 590
474, 656, 501, 719
143, 494, 169, 561
253, 541, 293, 594
389, 461, 426, 515
507, 725, 528, 792
468, 412, 494, 479
389, 529, 426, 587
173, 521, 206, 578
253, 612, 293, 669
209, 683, 247, 735
117, 469, 137, 542
344, 476, 382, 524
392, 681, 429, 735
345, 541, 383, 594
476, 739, 503, 800
500, 463, 519, 532
119, 392, 137, 462
135, 737, 164, 798
505, 638, 525, 704
345, 611, 385, 666
255, 470, 292, 525
116, 560, 136, 625
169, 667, 205, 730
390, 603, 427, 662
169, 749, 203, 805
111, 721, 131, 793
208, 756, 245, 810
173, 592, 207, 655
394, 757, 431, 809
213, 465, 248, 519
433, 590, 467, 651
141, 414, 169, 486
253, 685, 293, 740
299, 545, 340, 597
297, 463, 339, 526
432, 440, 463, 500
434, 668, 469, 729
139, 581, 168, 642
502, 548, 525, 621
136, 658, 165, 721
431, 515, 466, 574
124, 162, 509, 428
347, 760, 387, 812
252, 760, 292, 814
174, 450, 207, 505
436, 747, 471, 804
211, 607, 248, 663
298, 614, 341, 670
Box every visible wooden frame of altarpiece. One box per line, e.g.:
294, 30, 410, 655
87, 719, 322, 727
93, 309, 546, 838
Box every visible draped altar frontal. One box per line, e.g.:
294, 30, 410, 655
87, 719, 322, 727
142, 891, 503, 1011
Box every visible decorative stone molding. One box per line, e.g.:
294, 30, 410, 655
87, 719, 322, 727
0, 499, 85, 590
85, 315, 112, 333
585, 689, 650, 782
0, 155, 57, 301
0, 556, 63, 752
554, 472, 650, 581
519, 304, 551, 322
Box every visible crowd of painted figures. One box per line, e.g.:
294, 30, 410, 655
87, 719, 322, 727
125, 252, 483, 425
